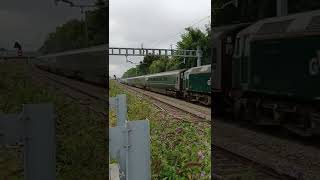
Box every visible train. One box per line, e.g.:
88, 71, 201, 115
121, 64, 212, 106
33, 44, 108, 86
32, 9, 320, 136
33, 44, 211, 106
212, 9, 320, 136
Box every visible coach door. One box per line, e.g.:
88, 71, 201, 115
179, 72, 183, 91
184, 72, 189, 90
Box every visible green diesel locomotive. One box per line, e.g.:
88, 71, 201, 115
214, 9, 320, 136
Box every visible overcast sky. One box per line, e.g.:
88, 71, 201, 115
0, 0, 95, 51
109, 0, 211, 77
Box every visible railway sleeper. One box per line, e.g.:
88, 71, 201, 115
165, 89, 180, 98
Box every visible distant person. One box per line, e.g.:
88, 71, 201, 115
114, 75, 117, 80
14, 41, 22, 57
14, 41, 22, 50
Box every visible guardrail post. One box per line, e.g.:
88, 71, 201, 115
109, 94, 127, 127
0, 103, 55, 180
23, 104, 55, 180
109, 94, 151, 180
116, 95, 127, 126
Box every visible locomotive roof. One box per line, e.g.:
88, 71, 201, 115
185, 64, 211, 74
237, 9, 320, 37
213, 23, 251, 40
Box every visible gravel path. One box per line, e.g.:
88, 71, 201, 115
119, 83, 211, 121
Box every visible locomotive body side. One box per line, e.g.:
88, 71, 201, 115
231, 9, 320, 135
249, 35, 320, 100
183, 64, 211, 105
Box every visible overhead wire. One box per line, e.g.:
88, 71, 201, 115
150, 15, 211, 48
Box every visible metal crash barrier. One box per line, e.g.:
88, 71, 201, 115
109, 94, 151, 180
0, 103, 55, 180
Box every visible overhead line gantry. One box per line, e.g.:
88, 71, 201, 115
108, 46, 203, 67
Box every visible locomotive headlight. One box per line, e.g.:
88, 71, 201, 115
207, 78, 211, 86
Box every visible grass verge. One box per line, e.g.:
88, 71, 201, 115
109, 80, 211, 179
0, 61, 108, 180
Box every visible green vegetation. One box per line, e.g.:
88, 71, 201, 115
109, 80, 211, 179
39, 0, 107, 54
0, 62, 108, 179
122, 25, 211, 78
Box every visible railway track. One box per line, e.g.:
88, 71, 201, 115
29, 64, 107, 117
212, 145, 297, 180
118, 83, 211, 121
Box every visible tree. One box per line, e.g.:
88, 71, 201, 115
122, 25, 211, 78
39, 0, 107, 54
138, 55, 161, 75
122, 67, 139, 78
86, 0, 107, 46
39, 19, 87, 54
176, 26, 211, 68
149, 57, 168, 73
